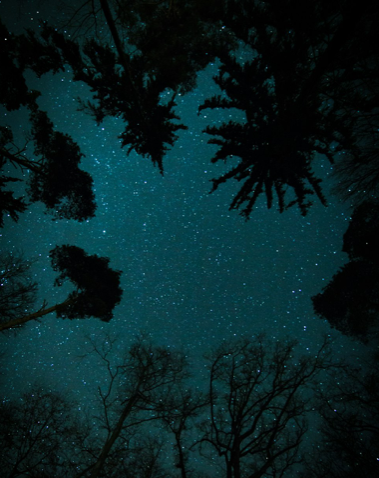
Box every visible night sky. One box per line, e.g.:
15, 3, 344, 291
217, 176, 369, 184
0, 0, 369, 451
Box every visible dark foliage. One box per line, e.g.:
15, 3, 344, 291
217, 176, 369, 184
312, 260, 379, 338
27, 107, 96, 221
200, 0, 379, 217
312, 200, 379, 341
200, 54, 330, 217
0, 19, 95, 224
115, 0, 235, 94
342, 200, 379, 263
50, 245, 123, 322
42, 9, 188, 174
0, 174, 27, 227
0, 20, 30, 111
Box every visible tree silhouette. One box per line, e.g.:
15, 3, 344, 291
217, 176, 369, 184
50, 245, 123, 321
114, 0, 235, 94
75, 336, 188, 478
342, 200, 379, 263
197, 335, 333, 478
0, 124, 29, 227
305, 363, 379, 478
0, 245, 122, 332
0, 251, 37, 326
3, 1, 377, 215
0, 19, 96, 224
0, 336, 342, 478
312, 200, 379, 341
0, 387, 81, 478
42, 0, 189, 174
0, 155, 27, 227
200, 0, 379, 217
160, 385, 209, 477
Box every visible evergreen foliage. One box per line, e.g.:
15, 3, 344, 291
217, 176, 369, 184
199, 0, 378, 217
0, 19, 96, 224
312, 200, 379, 341
50, 245, 123, 322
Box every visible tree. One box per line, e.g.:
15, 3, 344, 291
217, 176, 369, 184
4, 1, 377, 217
41, 0, 189, 174
304, 362, 379, 478
0, 336, 343, 478
0, 245, 123, 332
0, 251, 37, 325
328, 3, 379, 205
199, 0, 379, 217
75, 335, 188, 478
160, 385, 209, 477
113, 0, 235, 94
0, 387, 81, 478
312, 200, 379, 341
197, 335, 334, 478
341, 200, 379, 263
38, 0, 239, 175
0, 156, 27, 227
0, 19, 96, 224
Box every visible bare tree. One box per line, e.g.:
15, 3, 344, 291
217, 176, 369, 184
197, 335, 334, 478
160, 385, 209, 478
304, 361, 379, 478
0, 387, 82, 478
75, 335, 188, 478
0, 251, 37, 327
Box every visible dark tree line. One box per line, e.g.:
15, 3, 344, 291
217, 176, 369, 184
0, 3, 123, 333
55, 0, 379, 216
198, 0, 379, 216
4, 334, 371, 478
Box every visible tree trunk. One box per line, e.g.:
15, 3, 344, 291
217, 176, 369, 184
175, 432, 187, 478
84, 393, 140, 478
0, 297, 73, 331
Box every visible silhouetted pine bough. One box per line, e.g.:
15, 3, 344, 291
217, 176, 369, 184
0, 20, 96, 225
199, 0, 379, 217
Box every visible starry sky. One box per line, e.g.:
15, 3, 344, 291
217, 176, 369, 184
0, 0, 367, 413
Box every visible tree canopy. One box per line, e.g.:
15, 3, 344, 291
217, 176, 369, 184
0, 245, 123, 332
0, 19, 96, 225
2, 1, 377, 217
50, 244, 123, 322
312, 200, 379, 342
198, 0, 379, 217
